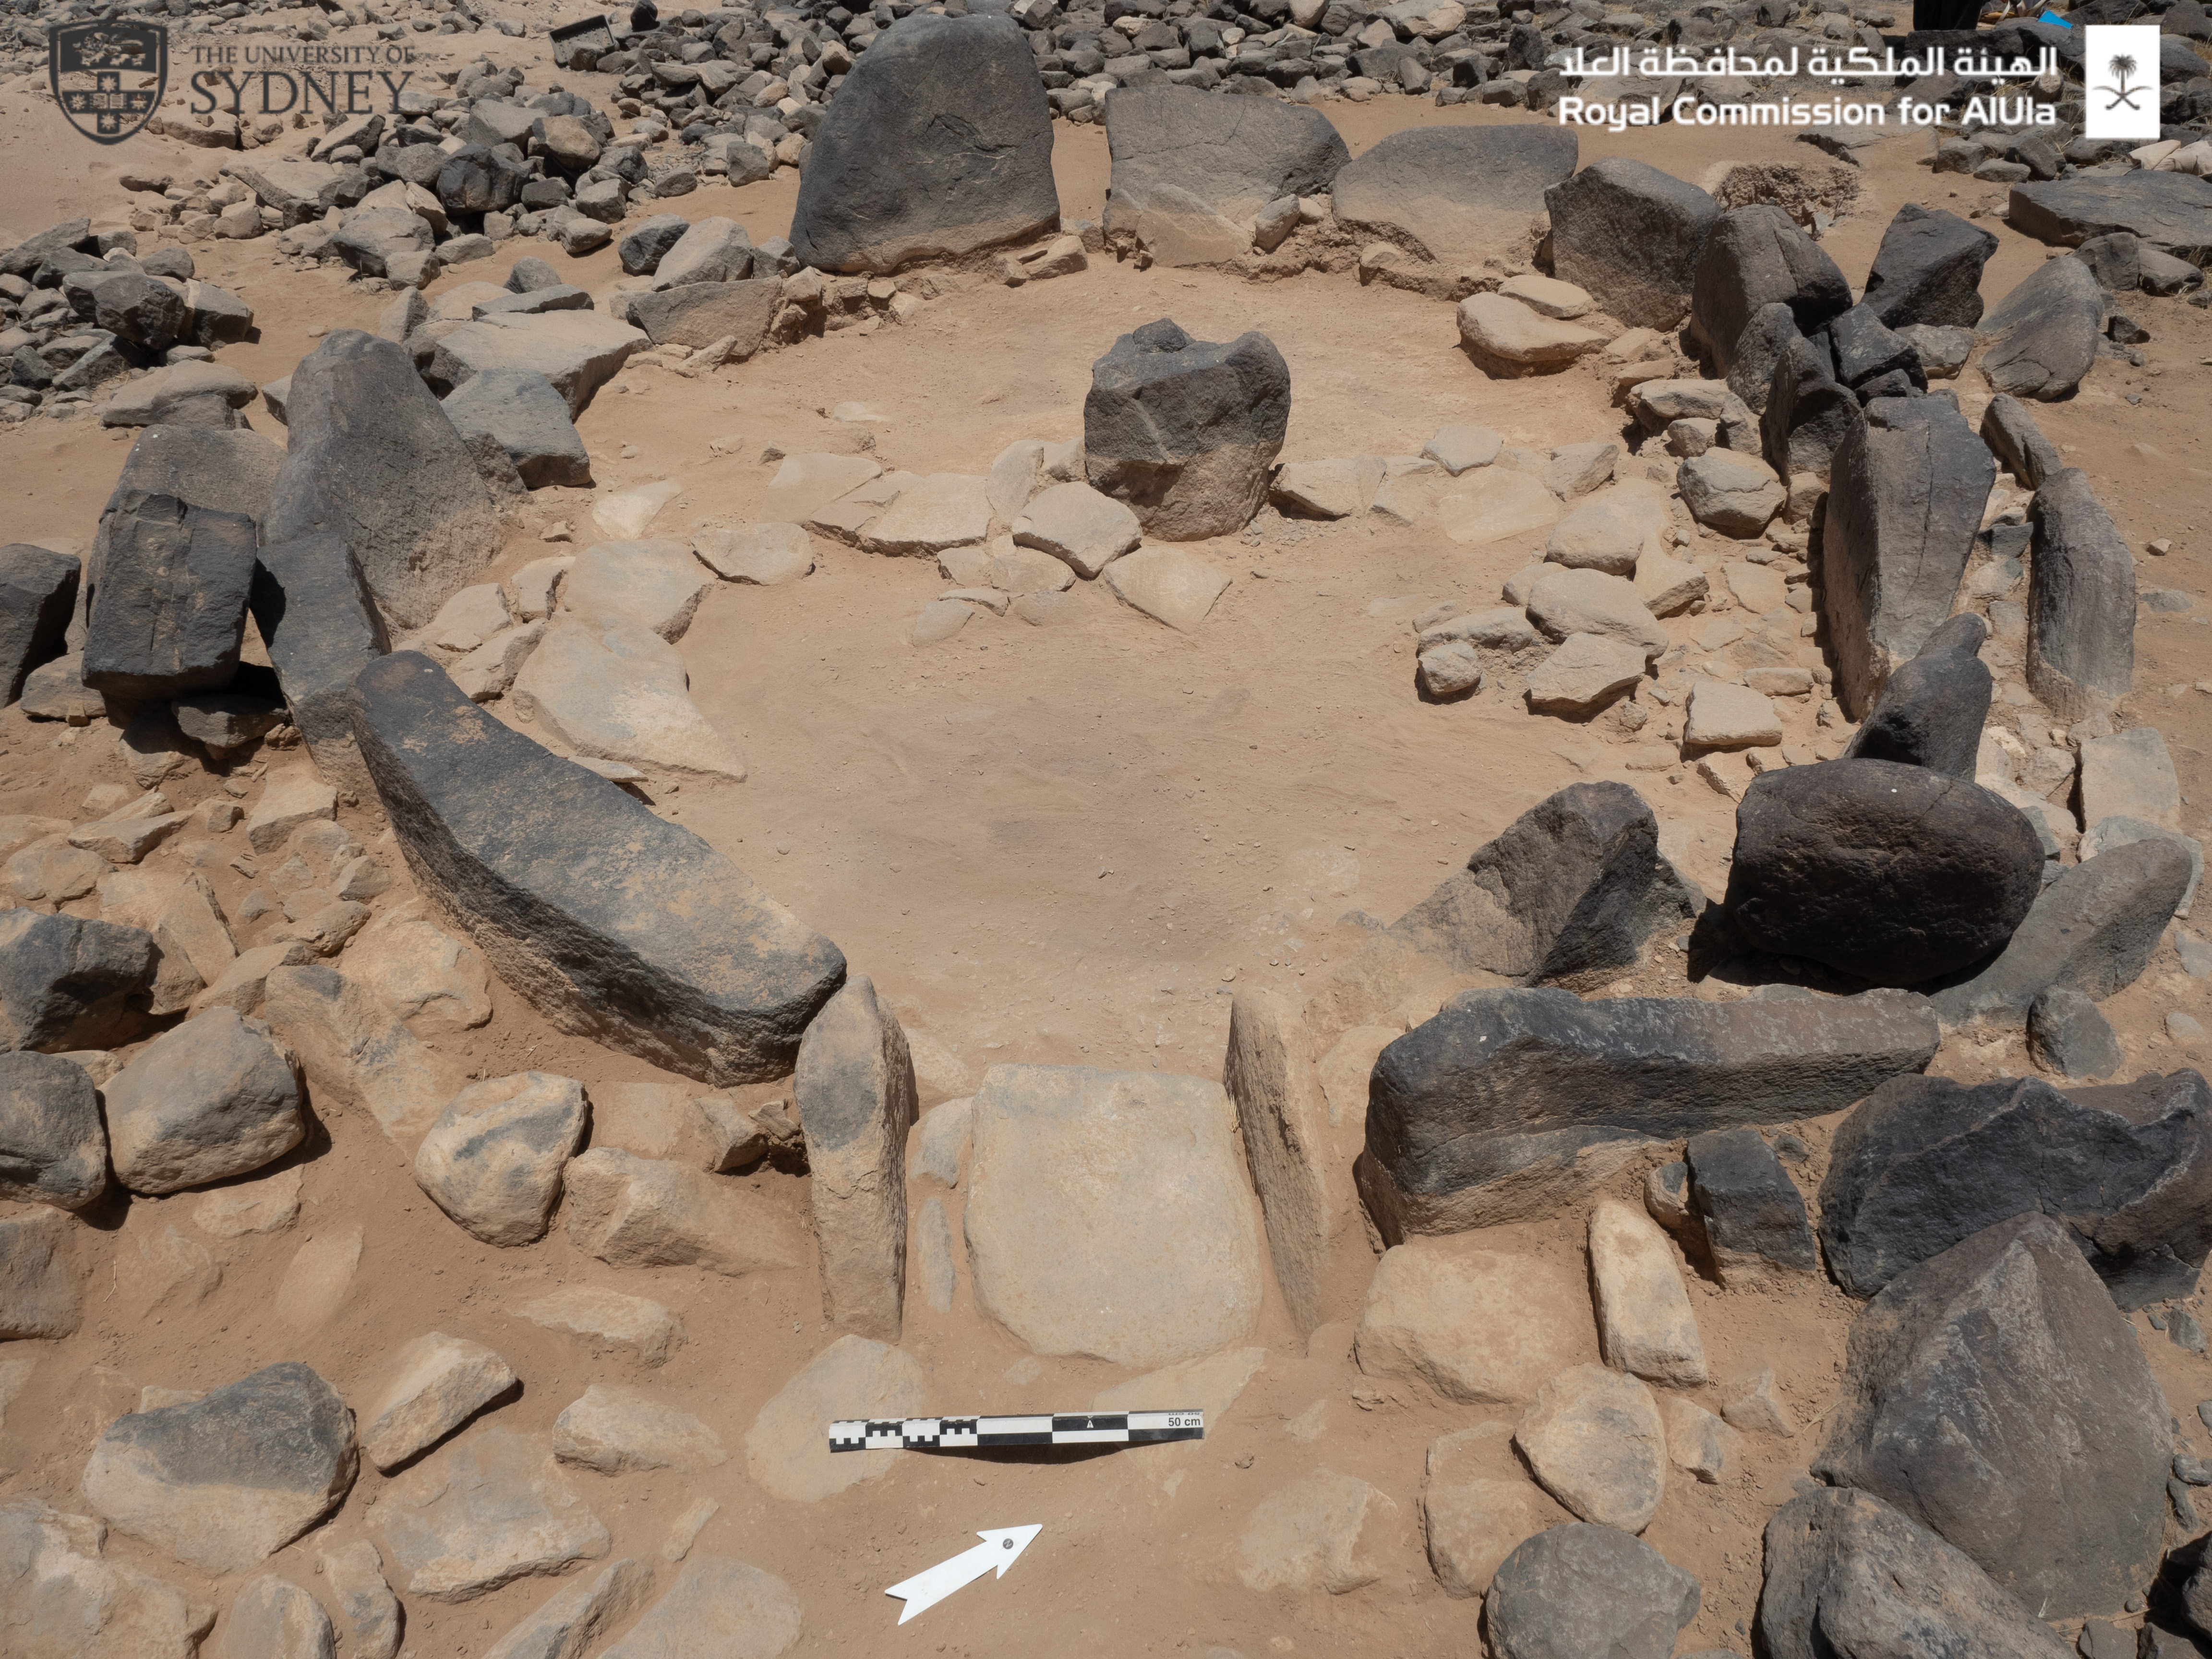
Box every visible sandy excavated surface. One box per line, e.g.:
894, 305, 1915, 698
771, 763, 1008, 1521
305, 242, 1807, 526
2, 41, 2212, 1659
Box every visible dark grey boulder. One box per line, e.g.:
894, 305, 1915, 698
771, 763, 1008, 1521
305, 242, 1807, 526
1358, 983, 1938, 1239
1723, 760, 2043, 987
617, 212, 690, 276
1484, 1522, 1699, 1659
175, 662, 288, 755
1932, 839, 2192, 1029
1083, 318, 1289, 541
470, 285, 594, 321
1813, 1211, 2168, 1619
1387, 781, 1700, 985
1826, 305, 1924, 393
0, 217, 94, 279
1545, 157, 1719, 331
1977, 255, 2104, 401
2072, 231, 2141, 295
262, 330, 505, 631
1979, 392, 2063, 490
1725, 301, 1801, 415
0, 911, 157, 1054
2026, 468, 2135, 722
505, 255, 564, 293
1330, 125, 1577, 292
102, 1006, 305, 1195
81, 491, 256, 700
0, 1049, 108, 1210
1760, 332, 1862, 480
0, 543, 79, 706
435, 144, 528, 218
790, 13, 1059, 274
1859, 202, 1999, 330
1756, 1487, 2074, 1659
1685, 1127, 1816, 1283
2006, 172, 2212, 261
1691, 204, 1851, 376
90, 427, 286, 611
624, 277, 780, 356
186, 280, 253, 349
440, 368, 591, 490
1819, 1069, 2212, 1309
2029, 985, 2123, 1081
1101, 86, 1347, 265
1820, 396, 1994, 716
349, 651, 846, 1085
66, 270, 188, 354
249, 531, 391, 799
81, 1361, 358, 1575
1843, 613, 1991, 779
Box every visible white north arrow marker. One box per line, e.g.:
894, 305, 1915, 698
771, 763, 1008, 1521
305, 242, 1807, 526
884, 1525, 1042, 1625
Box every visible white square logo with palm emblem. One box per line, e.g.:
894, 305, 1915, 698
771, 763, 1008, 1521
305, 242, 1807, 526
2084, 24, 2162, 140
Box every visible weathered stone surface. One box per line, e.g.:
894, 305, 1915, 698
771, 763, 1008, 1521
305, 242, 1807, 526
82, 1362, 357, 1575
744, 1335, 926, 1503
1929, 839, 2191, 1029
319, 1540, 399, 1659
1813, 1212, 2168, 1619
1756, 1487, 2072, 1659
361, 1331, 517, 1473
553, 1385, 726, 1475
481, 1557, 652, 1659
1486, 1522, 1700, 1659
511, 622, 742, 784
79, 492, 254, 699
442, 368, 591, 490
1458, 292, 1607, 373
372, 1427, 608, 1603
1760, 332, 1862, 480
1103, 544, 1231, 631
2007, 170, 2212, 257
260, 963, 450, 1143
1587, 1199, 1707, 1384
1526, 569, 1669, 658
1686, 1127, 1816, 1285
793, 976, 916, 1340
2027, 984, 2123, 1080
2026, 469, 2135, 722
1083, 319, 1288, 541
654, 218, 754, 289
1236, 1468, 1397, 1596
1677, 448, 1785, 539
694, 523, 814, 586
0, 1209, 82, 1339
1662, 1394, 1742, 1485
1722, 760, 2044, 986
426, 312, 646, 418
103, 1007, 303, 1194
1421, 1425, 1572, 1599
1844, 613, 1991, 778
1979, 393, 2063, 491
1977, 255, 2104, 401
221, 1573, 335, 1659
858, 473, 991, 559
1525, 634, 1649, 716
0, 911, 156, 1054
1546, 157, 1718, 330
414, 1072, 586, 1247
1515, 1365, 1668, 1533
1691, 204, 1851, 374
1355, 1234, 1597, 1403
1332, 125, 1577, 289
1684, 680, 1782, 750
516, 1285, 685, 1368
264, 331, 504, 632
349, 653, 845, 1086
963, 1064, 1264, 1368
626, 277, 779, 356
556, 539, 710, 643
1101, 87, 1347, 266
790, 13, 1058, 273
1820, 1069, 2212, 1309
344, 901, 493, 1036
0, 1049, 107, 1210
1544, 485, 1670, 577
1012, 481, 1142, 578
0, 544, 78, 707
1357, 985, 1938, 1239
1435, 466, 1560, 547
598, 1556, 803, 1659
0, 1496, 208, 1659
565, 1147, 803, 1276
1860, 202, 1998, 330
249, 532, 390, 798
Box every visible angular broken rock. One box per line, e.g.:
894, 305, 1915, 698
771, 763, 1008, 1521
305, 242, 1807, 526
553, 1384, 727, 1475
1977, 254, 2104, 402
0, 1048, 108, 1210
321, 1539, 403, 1659
1103, 544, 1231, 632
425, 310, 645, 420
1358, 985, 1937, 1239
441, 366, 592, 490
259, 963, 451, 1144
350, 653, 845, 1086
1525, 633, 1649, 716
343, 900, 494, 1036
1421, 1424, 1573, 1599
1012, 481, 1142, 578
0, 543, 78, 707
1676, 448, 1784, 539
1756, 1487, 2073, 1659
81, 1361, 357, 1575
1273, 457, 1384, 521
1690, 203, 1851, 376
1514, 1364, 1668, 1533
744, 1334, 927, 1504
102, 1006, 305, 1194
1859, 201, 1998, 331
516, 1285, 685, 1367
598, 1556, 803, 1659
1457, 292, 1607, 374
1843, 613, 1992, 780
510, 622, 746, 784
81, 493, 255, 700
1545, 156, 1719, 331
0, 910, 157, 1053
1354, 1234, 1598, 1404
249, 531, 391, 800
1486, 1523, 1701, 1659
565, 1146, 804, 1277
793, 975, 917, 1341
963, 1063, 1264, 1369
1100, 85, 1346, 267
482, 1557, 653, 1659
2026, 469, 2136, 723
858, 474, 992, 558
414, 1071, 588, 1247
1235, 1467, 1397, 1596
1819, 1069, 2212, 1310
372, 1426, 609, 1603
362, 1330, 520, 1472
1663, 1394, 1742, 1485
1525, 568, 1669, 659
558, 540, 712, 643
1587, 1199, 1707, 1385
0, 1208, 83, 1339
1813, 1211, 2168, 1619
695, 523, 815, 587
1082, 318, 1288, 542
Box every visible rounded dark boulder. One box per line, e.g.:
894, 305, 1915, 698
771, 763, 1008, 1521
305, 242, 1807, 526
1722, 757, 2044, 986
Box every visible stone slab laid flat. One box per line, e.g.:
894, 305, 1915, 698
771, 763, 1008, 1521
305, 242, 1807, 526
1434, 467, 1559, 547
2007, 172, 2212, 259
1103, 545, 1230, 631
349, 652, 844, 1086
372, 1426, 609, 1602
511, 622, 746, 784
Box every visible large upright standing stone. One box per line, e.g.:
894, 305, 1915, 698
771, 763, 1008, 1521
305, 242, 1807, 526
250, 531, 392, 799
1821, 398, 1995, 717
0, 544, 78, 706
793, 976, 917, 1341
2026, 468, 2135, 721
81, 493, 256, 699
349, 653, 845, 1085
1691, 204, 1851, 374
1101, 86, 1347, 267
263, 330, 505, 631
1859, 201, 1998, 329
1760, 332, 1862, 481
1544, 157, 1719, 330
1813, 1212, 2168, 1619
1083, 319, 1288, 541
788, 13, 1058, 273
